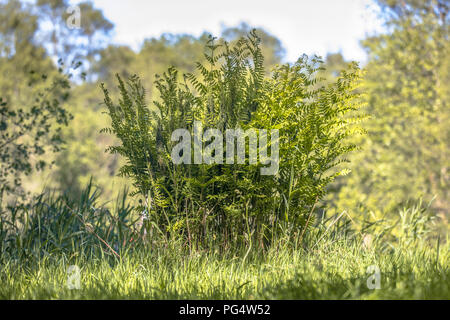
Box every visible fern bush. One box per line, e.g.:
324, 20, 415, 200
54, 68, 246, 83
101, 31, 365, 249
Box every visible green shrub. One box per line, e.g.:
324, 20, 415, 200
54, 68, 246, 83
100, 31, 365, 248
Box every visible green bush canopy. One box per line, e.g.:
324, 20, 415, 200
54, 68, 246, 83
101, 31, 365, 248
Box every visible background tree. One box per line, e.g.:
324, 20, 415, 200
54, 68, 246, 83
330, 0, 449, 226
0, 71, 72, 204
320, 53, 350, 83
221, 22, 286, 70
35, 0, 113, 70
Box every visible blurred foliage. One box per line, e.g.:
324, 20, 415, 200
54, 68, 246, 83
0, 70, 72, 204
328, 0, 449, 231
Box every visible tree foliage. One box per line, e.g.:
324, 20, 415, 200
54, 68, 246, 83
0, 69, 72, 203
330, 0, 449, 219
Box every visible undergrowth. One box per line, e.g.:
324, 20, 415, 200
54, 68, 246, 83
0, 184, 448, 300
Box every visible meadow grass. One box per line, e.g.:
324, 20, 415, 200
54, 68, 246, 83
1, 233, 448, 299
1, 186, 448, 300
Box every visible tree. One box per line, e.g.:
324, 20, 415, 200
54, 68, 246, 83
330, 0, 449, 220
35, 0, 113, 67
221, 22, 285, 70
320, 53, 350, 83
0, 0, 115, 198
0, 70, 72, 204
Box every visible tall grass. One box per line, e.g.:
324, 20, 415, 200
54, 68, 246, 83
0, 184, 448, 299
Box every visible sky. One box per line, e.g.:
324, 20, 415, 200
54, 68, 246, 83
71, 0, 385, 63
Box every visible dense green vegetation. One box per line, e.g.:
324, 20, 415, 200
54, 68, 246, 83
0, 185, 448, 299
99, 33, 364, 249
0, 0, 448, 300
330, 0, 450, 223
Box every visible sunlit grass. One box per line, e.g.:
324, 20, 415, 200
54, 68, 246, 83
1, 185, 448, 300
1, 235, 448, 300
